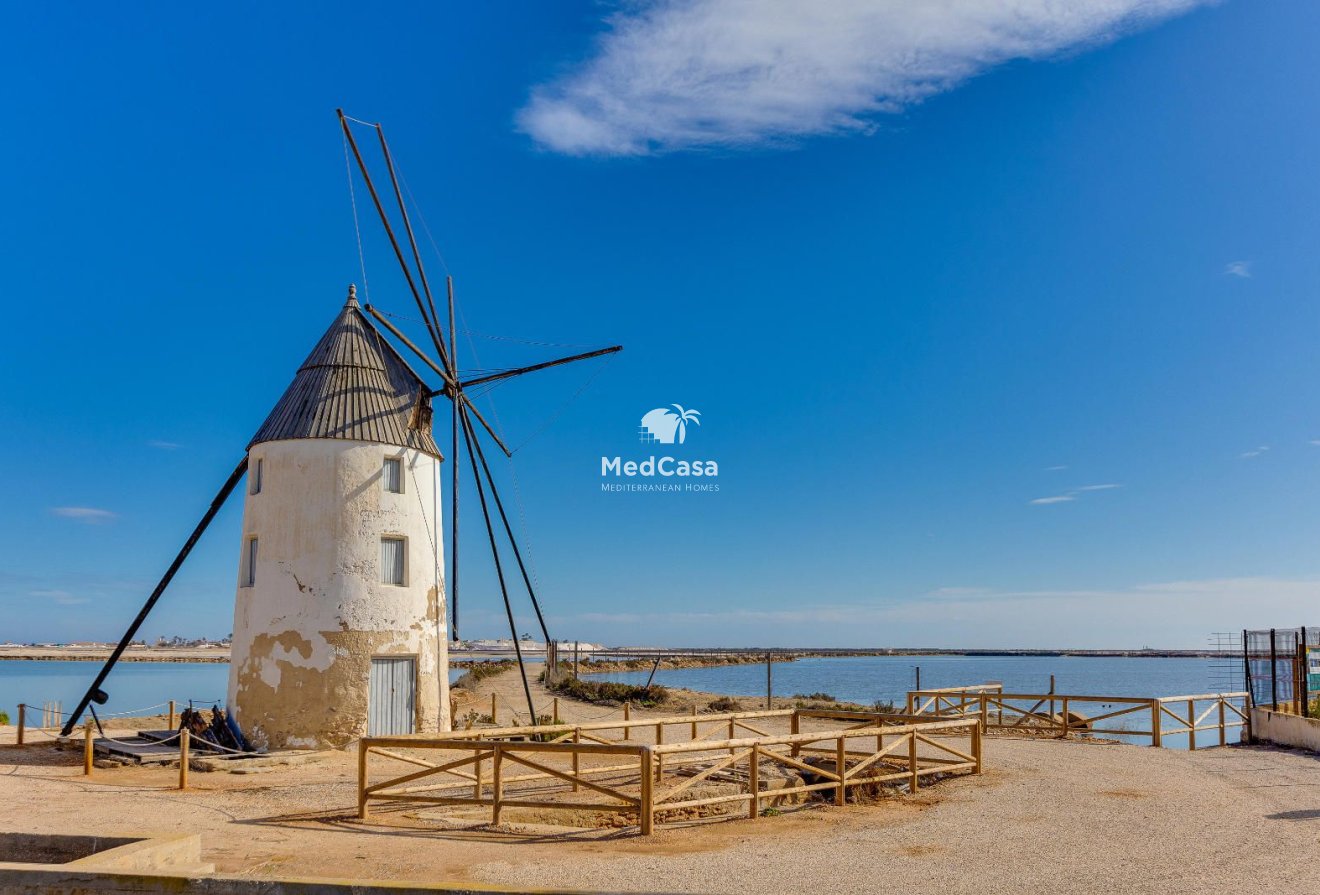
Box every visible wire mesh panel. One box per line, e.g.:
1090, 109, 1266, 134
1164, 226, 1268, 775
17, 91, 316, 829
1242, 627, 1318, 715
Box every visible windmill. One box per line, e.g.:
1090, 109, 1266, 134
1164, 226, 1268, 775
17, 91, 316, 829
335, 109, 621, 724
60, 111, 619, 738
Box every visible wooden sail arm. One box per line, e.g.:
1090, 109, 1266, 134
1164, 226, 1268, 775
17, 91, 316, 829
449, 345, 623, 392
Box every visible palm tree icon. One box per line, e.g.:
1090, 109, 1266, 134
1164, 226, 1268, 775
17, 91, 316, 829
670, 405, 701, 443
640, 405, 702, 444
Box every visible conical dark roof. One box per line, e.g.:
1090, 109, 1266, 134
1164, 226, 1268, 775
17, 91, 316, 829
249, 287, 441, 457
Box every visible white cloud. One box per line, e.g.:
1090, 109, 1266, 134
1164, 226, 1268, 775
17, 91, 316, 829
1045, 465, 1069, 471
147, 440, 181, 450
1224, 260, 1252, 278
50, 507, 117, 524
1308, 440, 1320, 447
1030, 483, 1121, 505
519, 0, 1212, 155
1240, 445, 1269, 459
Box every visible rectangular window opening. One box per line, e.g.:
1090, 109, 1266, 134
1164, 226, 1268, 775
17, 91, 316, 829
250, 458, 263, 495
381, 536, 406, 586
383, 457, 403, 494
243, 536, 258, 587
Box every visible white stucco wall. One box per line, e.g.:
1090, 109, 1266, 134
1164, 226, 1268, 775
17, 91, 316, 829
1251, 707, 1320, 752
227, 438, 450, 748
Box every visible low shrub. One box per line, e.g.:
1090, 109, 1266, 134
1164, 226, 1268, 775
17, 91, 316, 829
548, 676, 668, 707
707, 696, 741, 712
793, 692, 836, 702
452, 659, 515, 690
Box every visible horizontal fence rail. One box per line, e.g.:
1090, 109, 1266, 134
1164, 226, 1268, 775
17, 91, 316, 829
905, 689, 1248, 748
357, 709, 983, 835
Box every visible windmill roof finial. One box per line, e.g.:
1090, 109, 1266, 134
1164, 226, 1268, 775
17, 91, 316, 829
346, 283, 358, 307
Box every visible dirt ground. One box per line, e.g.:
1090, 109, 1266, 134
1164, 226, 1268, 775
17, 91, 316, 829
2, 669, 1318, 894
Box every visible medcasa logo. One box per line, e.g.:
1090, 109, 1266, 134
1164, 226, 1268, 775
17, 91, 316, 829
601, 404, 720, 492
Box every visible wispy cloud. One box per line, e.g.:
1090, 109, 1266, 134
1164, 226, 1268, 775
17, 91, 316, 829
1029, 495, 1075, 505
1224, 260, 1252, 278
1240, 445, 1269, 459
29, 589, 89, 606
147, 439, 181, 450
1308, 440, 1320, 447
1030, 483, 1122, 506
519, 0, 1212, 156
50, 507, 117, 524
1045, 464, 1068, 471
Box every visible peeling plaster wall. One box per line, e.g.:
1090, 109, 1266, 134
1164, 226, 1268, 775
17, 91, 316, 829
227, 438, 450, 748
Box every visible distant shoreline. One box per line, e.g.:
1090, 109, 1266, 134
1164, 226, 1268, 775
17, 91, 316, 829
0, 646, 1220, 664
0, 648, 229, 664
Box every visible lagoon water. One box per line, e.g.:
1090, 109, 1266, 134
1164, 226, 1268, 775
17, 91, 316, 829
589, 655, 1245, 748
588, 655, 1232, 705
0, 661, 468, 721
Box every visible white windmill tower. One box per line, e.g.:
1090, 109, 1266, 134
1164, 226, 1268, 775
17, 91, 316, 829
60, 111, 619, 745
227, 285, 449, 749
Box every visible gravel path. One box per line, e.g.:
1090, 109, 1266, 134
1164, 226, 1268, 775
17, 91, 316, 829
1, 668, 1316, 893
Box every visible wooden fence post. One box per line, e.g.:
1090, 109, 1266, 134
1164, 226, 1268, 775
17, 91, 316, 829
791, 711, 801, 758
980, 693, 989, 731
655, 723, 664, 780
16, 704, 24, 746
748, 746, 760, 819
908, 733, 919, 792
491, 746, 503, 826
490, 692, 497, 725
639, 748, 654, 835
1061, 696, 1070, 738
623, 702, 631, 740
1150, 700, 1162, 747
83, 719, 94, 776
690, 705, 698, 740
571, 729, 580, 792
178, 728, 189, 790
358, 741, 369, 819
168, 700, 176, 730
552, 696, 560, 724
1187, 698, 1197, 751
1218, 699, 1227, 747
835, 736, 847, 806
972, 721, 983, 774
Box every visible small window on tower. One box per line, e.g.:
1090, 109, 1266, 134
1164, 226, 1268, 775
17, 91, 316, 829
249, 458, 263, 495
381, 537, 406, 586
243, 536, 258, 587
383, 457, 403, 494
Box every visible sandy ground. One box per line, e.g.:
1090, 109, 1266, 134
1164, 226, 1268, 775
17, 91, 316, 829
1, 667, 1317, 893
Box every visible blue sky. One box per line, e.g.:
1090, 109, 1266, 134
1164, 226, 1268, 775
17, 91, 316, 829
2, 1, 1318, 648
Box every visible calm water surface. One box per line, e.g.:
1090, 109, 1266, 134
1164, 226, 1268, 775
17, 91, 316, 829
589, 655, 1242, 748
0, 660, 467, 720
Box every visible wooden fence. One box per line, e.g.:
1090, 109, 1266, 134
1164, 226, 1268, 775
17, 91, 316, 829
905, 689, 1248, 748
357, 708, 982, 834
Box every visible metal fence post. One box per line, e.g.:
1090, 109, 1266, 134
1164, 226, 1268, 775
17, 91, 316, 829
1269, 628, 1278, 709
